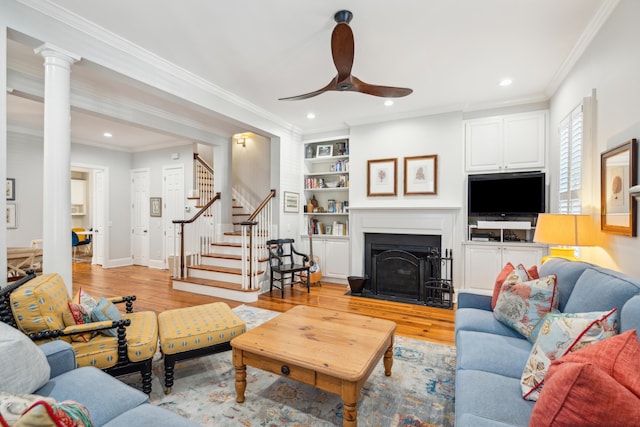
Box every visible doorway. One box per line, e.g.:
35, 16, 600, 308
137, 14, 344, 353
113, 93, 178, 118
162, 165, 185, 269
71, 164, 108, 266
131, 168, 150, 266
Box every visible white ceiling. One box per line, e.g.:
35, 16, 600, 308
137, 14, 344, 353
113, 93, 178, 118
7, 0, 611, 150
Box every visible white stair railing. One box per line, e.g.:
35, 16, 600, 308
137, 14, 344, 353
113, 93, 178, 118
239, 189, 276, 290
193, 153, 214, 207
172, 193, 221, 279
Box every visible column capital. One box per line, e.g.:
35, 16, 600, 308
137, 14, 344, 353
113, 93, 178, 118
34, 43, 81, 64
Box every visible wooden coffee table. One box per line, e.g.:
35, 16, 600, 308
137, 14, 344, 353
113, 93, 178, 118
231, 305, 396, 427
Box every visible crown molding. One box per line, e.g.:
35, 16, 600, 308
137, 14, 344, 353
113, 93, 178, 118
16, 0, 302, 137
545, 0, 620, 96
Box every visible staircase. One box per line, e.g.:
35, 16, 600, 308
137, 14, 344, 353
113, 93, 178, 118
171, 156, 274, 302
172, 229, 268, 303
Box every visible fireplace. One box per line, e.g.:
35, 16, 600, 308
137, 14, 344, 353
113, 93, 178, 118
362, 233, 453, 308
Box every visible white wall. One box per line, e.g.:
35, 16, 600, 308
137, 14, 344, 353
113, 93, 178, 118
6, 134, 44, 247
232, 133, 271, 209
132, 144, 194, 263
349, 111, 465, 208
550, 0, 640, 275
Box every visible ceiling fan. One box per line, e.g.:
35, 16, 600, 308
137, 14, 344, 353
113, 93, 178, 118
279, 10, 413, 101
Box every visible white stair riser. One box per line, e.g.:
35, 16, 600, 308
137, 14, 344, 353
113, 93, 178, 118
209, 245, 244, 256
222, 234, 245, 245
200, 256, 242, 269
188, 268, 243, 283
172, 280, 260, 303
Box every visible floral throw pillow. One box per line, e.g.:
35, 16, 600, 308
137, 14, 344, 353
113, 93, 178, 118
521, 308, 619, 401
62, 303, 94, 343
493, 274, 559, 338
13, 399, 93, 427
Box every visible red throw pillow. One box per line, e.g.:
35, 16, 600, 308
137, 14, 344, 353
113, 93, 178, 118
552, 329, 640, 398
527, 264, 539, 280
530, 361, 640, 426
491, 262, 515, 310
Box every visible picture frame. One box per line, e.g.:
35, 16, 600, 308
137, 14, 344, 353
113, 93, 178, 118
316, 144, 333, 158
6, 203, 17, 229
367, 158, 397, 197
283, 191, 299, 213
150, 197, 162, 217
601, 138, 637, 236
404, 155, 438, 195
6, 178, 15, 201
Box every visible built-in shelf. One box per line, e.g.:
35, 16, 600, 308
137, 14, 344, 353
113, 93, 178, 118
304, 154, 349, 164
305, 171, 349, 177
304, 212, 349, 216
303, 187, 349, 192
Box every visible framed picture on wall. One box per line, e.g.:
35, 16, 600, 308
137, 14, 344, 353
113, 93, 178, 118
6, 178, 15, 201
404, 155, 438, 195
283, 191, 299, 213
601, 138, 637, 236
6, 203, 17, 228
150, 197, 162, 217
367, 158, 397, 197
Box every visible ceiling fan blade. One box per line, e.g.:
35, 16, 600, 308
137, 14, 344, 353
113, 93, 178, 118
331, 22, 354, 81
278, 77, 337, 101
351, 76, 413, 98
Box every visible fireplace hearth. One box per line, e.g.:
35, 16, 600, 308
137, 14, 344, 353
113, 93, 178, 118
356, 233, 454, 308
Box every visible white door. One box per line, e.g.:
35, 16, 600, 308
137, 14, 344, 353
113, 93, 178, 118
92, 168, 107, 266
163, 165, 184, 268
131, 169, 150, 266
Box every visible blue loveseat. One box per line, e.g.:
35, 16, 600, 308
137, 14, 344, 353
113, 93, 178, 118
454, 258, 640, 426
0, 324, 198, 427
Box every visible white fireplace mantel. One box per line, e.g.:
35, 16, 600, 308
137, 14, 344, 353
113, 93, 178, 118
349, 206, 463, 277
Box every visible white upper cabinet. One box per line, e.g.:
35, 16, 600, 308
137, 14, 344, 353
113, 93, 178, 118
465, 111, 547, 172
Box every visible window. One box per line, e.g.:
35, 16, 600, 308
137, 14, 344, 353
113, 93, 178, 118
558, 105, 584, 214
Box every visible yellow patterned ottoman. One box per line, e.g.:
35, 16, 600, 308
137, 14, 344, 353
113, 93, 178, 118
158, 302, 246, 394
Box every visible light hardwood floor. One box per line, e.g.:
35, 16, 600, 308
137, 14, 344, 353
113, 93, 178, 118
72, 262, 455, 346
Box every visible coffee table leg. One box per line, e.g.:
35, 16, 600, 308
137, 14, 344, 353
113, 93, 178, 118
343, 400, 357, 427
383, 336, 394, 376
232, 349, 246, 403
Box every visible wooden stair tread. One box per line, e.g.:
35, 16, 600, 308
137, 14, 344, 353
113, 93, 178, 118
232, 213, 250, 217
211, 242, 242, 248
173, 277, 260, 293
189, 264, 264, 276
223, 231, 268, 236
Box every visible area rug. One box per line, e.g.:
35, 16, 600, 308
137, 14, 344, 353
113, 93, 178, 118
121, 305, 456, 426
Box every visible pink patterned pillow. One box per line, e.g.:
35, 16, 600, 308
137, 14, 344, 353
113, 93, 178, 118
493, 274, 559, 338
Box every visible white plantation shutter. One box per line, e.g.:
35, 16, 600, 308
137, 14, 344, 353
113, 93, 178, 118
558, 105, 583, 214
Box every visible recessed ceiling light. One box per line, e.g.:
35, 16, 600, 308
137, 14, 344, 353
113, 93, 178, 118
499, 79, 512, 87
306, 113, 316, 119
103, 132, 112, 138
384, 100, 394, 107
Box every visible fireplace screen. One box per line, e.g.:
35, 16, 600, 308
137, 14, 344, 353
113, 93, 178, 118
373, 250, 422, 301
364, 233, 453, 309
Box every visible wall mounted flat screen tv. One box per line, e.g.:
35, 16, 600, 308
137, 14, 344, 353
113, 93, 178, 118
468, 171, 546, 217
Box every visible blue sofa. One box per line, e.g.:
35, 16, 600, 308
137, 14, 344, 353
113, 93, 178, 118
454, 258, 640, 426
3, 337, 198, 427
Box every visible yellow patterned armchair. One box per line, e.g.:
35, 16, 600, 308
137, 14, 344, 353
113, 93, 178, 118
0, 272, 158, 394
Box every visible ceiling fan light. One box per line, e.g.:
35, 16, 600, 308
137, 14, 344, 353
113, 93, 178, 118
499, 78, 513, 87
384, 100, 394, 107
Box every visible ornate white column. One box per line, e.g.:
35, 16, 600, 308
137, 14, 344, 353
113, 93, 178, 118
35, 44, 80, 293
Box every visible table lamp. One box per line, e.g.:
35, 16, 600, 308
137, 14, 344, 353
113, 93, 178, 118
534, 213, 596, 262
